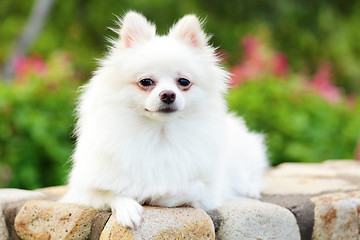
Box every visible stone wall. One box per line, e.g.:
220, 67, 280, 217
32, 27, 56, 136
1, 160, 360, 239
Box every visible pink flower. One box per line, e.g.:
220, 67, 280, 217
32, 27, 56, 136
309, 63, 342, 103
272, 52, 288, 77
242, 35, 261, 58
229, 35, 289, 86
230, 35, 267, 86
14, 54, 47, 82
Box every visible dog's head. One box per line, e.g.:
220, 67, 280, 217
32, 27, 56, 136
98, 12, 229, 121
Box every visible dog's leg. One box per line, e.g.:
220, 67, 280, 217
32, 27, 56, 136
111, 196, 143, 228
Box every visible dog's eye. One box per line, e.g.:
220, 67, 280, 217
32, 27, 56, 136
139, 78, 154, 88
177, 78, 191, 89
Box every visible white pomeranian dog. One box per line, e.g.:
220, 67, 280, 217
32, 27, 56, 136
61, 11, 268, 228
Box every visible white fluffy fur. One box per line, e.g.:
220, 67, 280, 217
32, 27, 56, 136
61, 11, 268, 228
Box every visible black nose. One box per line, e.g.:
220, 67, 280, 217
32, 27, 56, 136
159, 90, 176, 104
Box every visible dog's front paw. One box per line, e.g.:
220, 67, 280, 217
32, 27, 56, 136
112, 197, 143, 228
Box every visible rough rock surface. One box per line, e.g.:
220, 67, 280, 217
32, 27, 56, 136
261, 160, 360, 240
1, 160, 360, 239
0, 188, 47, 240
100, 206, 215, 240
0, 206, 8, 239
14, 200, 99, 240
215, 199, 301, 240
263, 160, 360, 195
261, 194, 315, 240
311, 191, 360, 240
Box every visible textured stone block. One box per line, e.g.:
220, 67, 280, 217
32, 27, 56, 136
266, 162, 337, 178
0, 188, 46, 240
100, 206, 215, 240
265, 160, 360, 179
263, 176, 358, 195
215, 199, 301, 240
14, 200, 100, 240
261, 195, 314, 240
0, 206, 9, 240
311, 191, 360, 240
263, 160, 360, 195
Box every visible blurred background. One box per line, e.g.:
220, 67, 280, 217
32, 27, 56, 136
1, 0, 359, 189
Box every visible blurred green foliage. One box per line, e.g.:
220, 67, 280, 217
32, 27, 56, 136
0, 0, 359, 189
0, 53, 78, 189
227, 78, 360, 165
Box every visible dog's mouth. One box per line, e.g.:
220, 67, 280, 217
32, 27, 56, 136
145, 107, 177, 114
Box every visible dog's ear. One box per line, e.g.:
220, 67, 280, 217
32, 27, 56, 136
169, 15, 208, 49
120, 11, 156, 48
